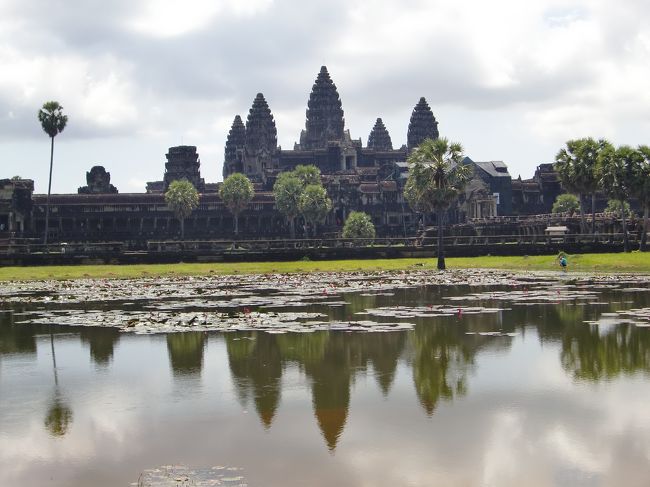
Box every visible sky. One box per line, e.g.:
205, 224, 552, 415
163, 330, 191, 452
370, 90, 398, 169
1, 0, 649, 194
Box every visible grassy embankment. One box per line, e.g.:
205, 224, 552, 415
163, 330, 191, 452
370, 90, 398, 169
1, 253, 650, 281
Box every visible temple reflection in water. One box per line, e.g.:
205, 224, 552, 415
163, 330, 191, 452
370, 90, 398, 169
3, 287, 650, 451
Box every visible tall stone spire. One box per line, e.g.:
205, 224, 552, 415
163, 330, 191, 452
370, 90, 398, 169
223, 115, 246, 178
407, 97, 439, 151
367, 118, 393, 151
300, 66, 345, 150
245, 93, 277, 154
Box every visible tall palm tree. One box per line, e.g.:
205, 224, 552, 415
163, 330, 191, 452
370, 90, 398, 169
633, 146, 650, 251
555, 138, 611, 234
404, 138, 471, 270
273, 172, 303, 239
220, 173, 254, 236
597, 145, 643, 252
38, 101, 68, 246
577, 138, 611, 234
164, 179, 199, 240
45, 327, 73, 437
298, 184, 332, 237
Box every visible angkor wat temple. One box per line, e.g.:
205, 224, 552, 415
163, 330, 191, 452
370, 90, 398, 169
1, 66, 575, 243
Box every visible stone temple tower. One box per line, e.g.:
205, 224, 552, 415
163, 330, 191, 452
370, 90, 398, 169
163, 145, 205, 191
299, 66, 345, 150
367, 118, 393, 151
223, 115, 246, 178
407, 97, 439, 152
243, 93, 278, 180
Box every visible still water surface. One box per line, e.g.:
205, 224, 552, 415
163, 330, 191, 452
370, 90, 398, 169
2, 284, 650, 486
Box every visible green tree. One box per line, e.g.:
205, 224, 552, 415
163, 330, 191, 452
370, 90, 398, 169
166, 332, 206, 377
273, 172, 303, 239
38, 101, 68, 245
555, 138, 611, 234
342, 211, 376, 240
410, 324, 472, 416
220, 173, 254, 236
44, 329, 73, 437
44, 396, 73, 437
292, 164, 321, 186
561, 322, 650, 381
633, 146, 650, 251
164, 179, 199, 240
552, 193, 580, 214
404, 138, 471, 270
604, 199, 633, 219
597, 145, 643, 252
298, 184, 332, 237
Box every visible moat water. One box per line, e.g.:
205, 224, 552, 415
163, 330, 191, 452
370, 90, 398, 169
2, 281, 650, 486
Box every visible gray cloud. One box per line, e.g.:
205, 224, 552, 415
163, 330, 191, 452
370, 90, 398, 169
1, 0, 650, 191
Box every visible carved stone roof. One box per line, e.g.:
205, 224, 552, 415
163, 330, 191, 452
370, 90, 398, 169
407, 97, 439, 151
360, 183, 380, 194
300, 66, 345, 150
245, 93, 277, 154
356, 167, 378, 176
380, 181, 397, 191
367, 118, 393, 151
323, 173, 360, 185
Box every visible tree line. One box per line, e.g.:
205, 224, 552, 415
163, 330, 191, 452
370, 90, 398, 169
166, 164, 375, 241
554, 138, 650, 252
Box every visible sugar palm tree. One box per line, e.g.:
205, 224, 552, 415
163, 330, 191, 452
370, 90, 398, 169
165, 179, 199, 240
38, 101, 68, 246
404, 138, 471, 270
298, 184, 332, 237
273, 172, 303, 239
633, 145, 650, 251
597, 145, 643, 252
555, 138, 611, 234
45, 328, 73, 437
220, 173, 254, 236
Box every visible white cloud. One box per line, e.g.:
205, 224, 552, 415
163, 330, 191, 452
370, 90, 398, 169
128, 0, 273, 37
2, 0, 650, 191
79, 71, 138, 129
0, 47, 140, 138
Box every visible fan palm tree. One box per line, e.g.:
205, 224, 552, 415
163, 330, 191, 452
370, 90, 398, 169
45, 328, 73, 437
597, 145, 643, 252
633, 146, 650, 251
38, 101, 68, 246
298, 184, 332, 237
273, 172, 303, 239
164, 179, 199, 240
404, 138, 471, 270
555, 138, 611, 234
220, 173, 254, 236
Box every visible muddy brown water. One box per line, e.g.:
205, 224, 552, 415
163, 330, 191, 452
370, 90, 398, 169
2, 281, 650, 486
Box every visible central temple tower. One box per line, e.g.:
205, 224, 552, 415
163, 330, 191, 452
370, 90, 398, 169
299, 66, 345, 150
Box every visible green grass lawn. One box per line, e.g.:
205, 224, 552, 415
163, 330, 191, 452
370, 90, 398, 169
2, 252, 650, 281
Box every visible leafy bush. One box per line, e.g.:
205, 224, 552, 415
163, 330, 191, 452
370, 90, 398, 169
342, 211, 376, 239
605, 199, 634, 218
551, 194, 580, 214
